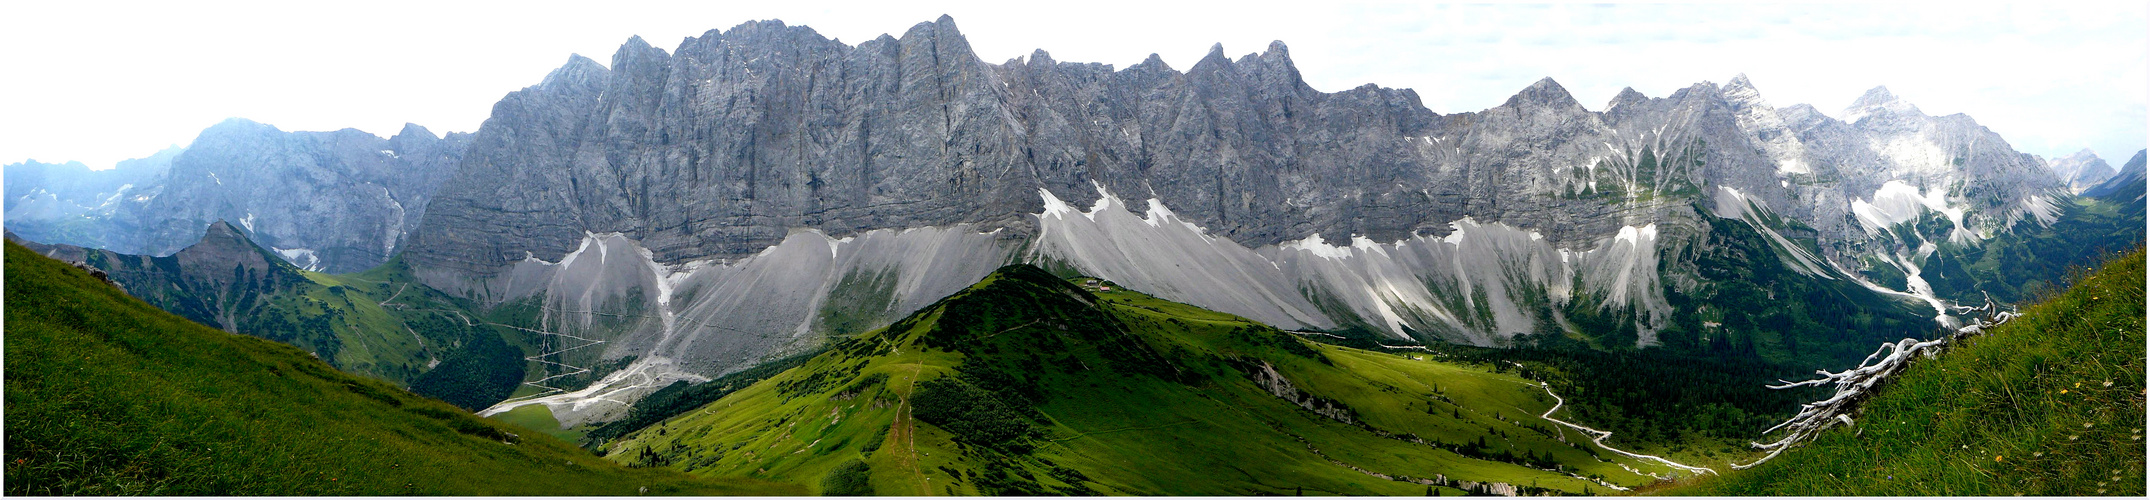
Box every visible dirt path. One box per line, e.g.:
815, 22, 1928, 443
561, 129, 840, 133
894, 364, 927, 495
1528, 381, 1717, 477
377, 282, 408, 307
978, 319, 1041, 340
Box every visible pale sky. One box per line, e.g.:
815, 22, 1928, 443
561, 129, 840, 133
3, 1, 2143, 170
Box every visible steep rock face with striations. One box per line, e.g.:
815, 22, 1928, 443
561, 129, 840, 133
140, 119, 472, 273
407, 17, 1696, 299
396, 17, 2095, 420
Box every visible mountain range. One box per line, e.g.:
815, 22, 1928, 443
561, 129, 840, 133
6, 15, 2142, 444
5, 119, 468, 273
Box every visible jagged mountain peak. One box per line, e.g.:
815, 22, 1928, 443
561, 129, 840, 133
2048, 149, 2117, 193
1505, 76, 1583, 110
901, 13, 963, 39
169, 219, 308, 298
1234, 40, 1308, 91
2082, 149, 2146, 200
201, 219, 246, 239
1607, 86, 1650, 111
205, 117, 277, 134
1844, 85, 1923, 123
1190, 42, 1235, 75
1726, 72, 1755, 89
1722, 74, 1767, 107
1130, 52, 1174, 73
187, 220, 278, 264
890, 14, 978, 63
391, 123, 437, 142
1263, 39, 1290, 57
542, 54, 610, 89
1852, 85, 1898, 105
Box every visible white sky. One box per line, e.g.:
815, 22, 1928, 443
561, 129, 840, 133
3, 1, 2143, 170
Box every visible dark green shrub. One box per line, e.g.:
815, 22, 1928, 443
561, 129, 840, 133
821, 458, 873, 496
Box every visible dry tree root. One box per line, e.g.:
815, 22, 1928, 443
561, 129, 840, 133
1732, 295, 2019, 469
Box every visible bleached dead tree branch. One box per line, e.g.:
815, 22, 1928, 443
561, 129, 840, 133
1731, 295, 2019, 469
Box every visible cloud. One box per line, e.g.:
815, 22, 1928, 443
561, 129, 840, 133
1, 0, 2141, 168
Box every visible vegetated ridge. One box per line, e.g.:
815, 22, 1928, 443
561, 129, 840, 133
1660, 246, 2145, 496
595, 264, 1708, 495
0, 240, 801, 495
8, 223, 542, 412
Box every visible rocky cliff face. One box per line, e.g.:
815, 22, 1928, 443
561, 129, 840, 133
405, 17, 1698, 294
382, 17, 2095, 416
411, 17, 2063, 290
139, 119, 471, 273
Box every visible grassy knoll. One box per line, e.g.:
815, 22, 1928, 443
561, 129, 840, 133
1, 241, 802, 496
599, 265, 1697, 495
1661, 247, 2145, 496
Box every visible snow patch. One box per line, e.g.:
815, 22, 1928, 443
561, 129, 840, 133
1037, 188, 1079, 220
2017, 194, 2061, 227
1713, 186, 1831, 277
273, 247, 323, 272
1283, 233, 1354, 260
1849, 180, 1970, 243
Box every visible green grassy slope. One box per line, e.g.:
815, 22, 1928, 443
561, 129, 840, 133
1921, 190, 2146, 305
16, 227, 538, 410
598, 265, 1701, 495
1, 241, 802, 496
1663, 247, 2146, 496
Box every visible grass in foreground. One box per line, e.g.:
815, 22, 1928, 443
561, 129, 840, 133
1, 241, 802, 495
1660, 247, 2145, 496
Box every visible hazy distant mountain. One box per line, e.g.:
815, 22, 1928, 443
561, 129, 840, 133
3, 146, 180, 250
2084, 149, 2146, 201
2045, 148, 2116, 193
6, 119, 472, 273
137, 119, 474, 273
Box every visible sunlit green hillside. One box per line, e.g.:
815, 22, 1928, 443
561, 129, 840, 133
597, 264, 1711, 495
1, 240, 802, 496
1663, 247, 2145, 496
